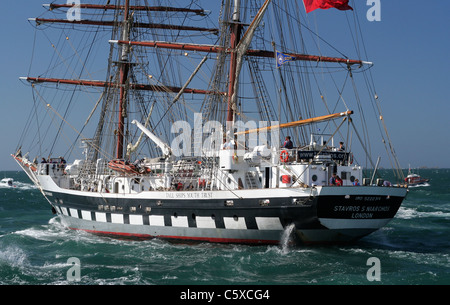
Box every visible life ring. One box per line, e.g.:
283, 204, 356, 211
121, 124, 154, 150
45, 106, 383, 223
280, 150, 289, 163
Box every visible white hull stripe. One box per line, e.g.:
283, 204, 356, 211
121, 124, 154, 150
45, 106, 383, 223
256, 217, 284, 230
129, 214, 143, 225
224, 217, 247, 229
95, 212, 107, 223
61, 207, 69, 216
171, 216, 189, 227
81, 210, 92, 221
111, 213, 124, 224
149, 215, 165, 226
196, 216, 216, 229
60, 208, 285, 231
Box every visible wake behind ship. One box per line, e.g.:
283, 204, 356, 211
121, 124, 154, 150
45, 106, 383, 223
13, 0, 408, 245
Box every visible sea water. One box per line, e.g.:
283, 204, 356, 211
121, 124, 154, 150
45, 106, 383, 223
0, 170, 449, 285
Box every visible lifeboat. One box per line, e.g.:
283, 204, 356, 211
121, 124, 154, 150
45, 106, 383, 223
405, 166, 429, 186
405, 173, 429, 186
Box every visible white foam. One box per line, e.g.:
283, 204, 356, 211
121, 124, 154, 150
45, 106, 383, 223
407, 183, 430, 188
396, 207, 417, 219
0, 181, 38, 191
280, 223, 296, 254
14, 226, 66, 241
0, 246, 29, 268
13, 217, 71, 242
396, 207, 450, 219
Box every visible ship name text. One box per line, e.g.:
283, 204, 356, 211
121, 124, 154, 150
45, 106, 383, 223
333, 204, 391, 219
166, 192, 213, 199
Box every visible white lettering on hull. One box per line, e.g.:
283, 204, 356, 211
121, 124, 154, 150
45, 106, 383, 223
319, 218, 392, 229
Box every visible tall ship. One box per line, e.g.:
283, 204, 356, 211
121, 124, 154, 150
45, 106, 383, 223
13, 0, 408, 245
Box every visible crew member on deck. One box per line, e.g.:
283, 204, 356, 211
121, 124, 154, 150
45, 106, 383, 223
329, 173, 337, 186
222, 138, 234, 150
283, 136, 293, 149
59, 156, 67, 170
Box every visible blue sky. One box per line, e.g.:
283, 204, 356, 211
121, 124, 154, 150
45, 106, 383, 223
1, 0, 449, 170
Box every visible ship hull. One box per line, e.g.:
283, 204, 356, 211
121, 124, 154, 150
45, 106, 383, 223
39, 175, 406, 245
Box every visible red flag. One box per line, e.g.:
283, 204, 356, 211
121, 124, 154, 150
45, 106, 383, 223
303, 0, 353, 13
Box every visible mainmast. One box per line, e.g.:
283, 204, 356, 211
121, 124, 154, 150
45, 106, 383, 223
226, 0, 242, 123
117, 0, 131, 160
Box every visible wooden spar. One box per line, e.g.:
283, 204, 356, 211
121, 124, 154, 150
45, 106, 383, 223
45, 4, 208, 16
31, 18, 218, 34
20, 77, 226, 96
247, 50, 370, 65
234, 110, 353, 135
111, 40, 371, 66
111, 40, 225, 53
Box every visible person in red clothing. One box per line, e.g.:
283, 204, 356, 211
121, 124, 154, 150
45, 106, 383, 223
335, 175, 343, 186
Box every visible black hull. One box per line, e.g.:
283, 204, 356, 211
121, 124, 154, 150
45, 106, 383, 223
46, 187, 405, 245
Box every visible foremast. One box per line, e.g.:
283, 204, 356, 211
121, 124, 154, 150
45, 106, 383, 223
22, 1, 222, 167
